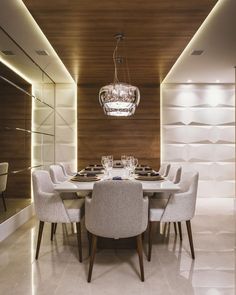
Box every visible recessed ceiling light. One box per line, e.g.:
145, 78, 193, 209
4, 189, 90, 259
35, 49, 49, 56
191, 50, 204, 56
1, 50, 15, 56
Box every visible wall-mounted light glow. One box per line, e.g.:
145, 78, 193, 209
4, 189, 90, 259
187, 79, 192, 83
215, 79, 220, 83
206, 86, 221, 107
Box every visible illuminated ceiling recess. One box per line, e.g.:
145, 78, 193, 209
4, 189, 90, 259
99, 34, 140, 117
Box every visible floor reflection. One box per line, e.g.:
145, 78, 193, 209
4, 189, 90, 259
0, 198, 235, 295
0, 198, 31, 223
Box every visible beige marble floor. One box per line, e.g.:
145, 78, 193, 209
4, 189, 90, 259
0, 198, 235, 295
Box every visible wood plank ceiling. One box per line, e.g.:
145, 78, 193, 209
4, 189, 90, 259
23, 0, 217, 86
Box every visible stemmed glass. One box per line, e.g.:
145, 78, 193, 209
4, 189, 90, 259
101, 155, 113, 178
121, 155, 127, 168
126, 156, 138, 178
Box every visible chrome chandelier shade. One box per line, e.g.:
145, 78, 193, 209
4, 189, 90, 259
99, 34, 140, 117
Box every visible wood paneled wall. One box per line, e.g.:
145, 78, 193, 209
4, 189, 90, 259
77, 85, 160, 170
0, 75, 31, 199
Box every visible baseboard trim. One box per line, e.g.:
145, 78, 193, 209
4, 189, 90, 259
0, 203, 35, 242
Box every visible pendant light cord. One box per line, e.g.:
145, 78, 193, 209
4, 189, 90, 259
113, 38, 120, 84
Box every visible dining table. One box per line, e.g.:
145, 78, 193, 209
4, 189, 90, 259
54, 168, 180, 194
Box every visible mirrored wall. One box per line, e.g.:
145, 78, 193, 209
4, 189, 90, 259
0, 61, 55, 223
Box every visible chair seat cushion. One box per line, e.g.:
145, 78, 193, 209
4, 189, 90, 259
64, 199, 85, 222
149, 198, 167, 221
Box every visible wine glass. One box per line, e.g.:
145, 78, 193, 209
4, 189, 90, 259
121, 155, 127, 167
101, 156, 108, 169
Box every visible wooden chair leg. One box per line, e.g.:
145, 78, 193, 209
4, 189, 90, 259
35, 221, 44, 260
54, 223, 57, 234
186, 220, 195, 259
136, 234, 145, 282
87, 230, 92, 256
51, 223, 55, 241
178, 222, 182, 241
148, 221, 153, 262
88, 234, 97, 283
1, 192, 7, 211
141, 232, 145, 241
76, 222, 82, 262
173, 222, 177, 235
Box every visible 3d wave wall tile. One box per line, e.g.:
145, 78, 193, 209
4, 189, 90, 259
161, 84, 235, 198
32, 83, 77, 171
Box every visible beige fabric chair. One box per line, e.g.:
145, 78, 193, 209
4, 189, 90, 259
167, 165, 182, 184
85, 180, 148, 282
148, 171, 199, 261
49, 164, 78, 200
158, 163, 171, 177
0, 162, 8, 211
32, 170, 84, 262
49, 164, 68, 184
58, 162, 75, 177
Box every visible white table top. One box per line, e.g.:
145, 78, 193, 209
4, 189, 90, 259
54, 168, 180, 193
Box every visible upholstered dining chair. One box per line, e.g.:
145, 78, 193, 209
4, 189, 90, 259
58, 162, 75, 177
167, 165, 182, 184
49, 164, 78, 200
32, 170, 84, 262
148, 171, 199, 261
49, 164, 68, 184
0, 162, 8, 211
85, 180, 148, 282
158, 163, 171, 177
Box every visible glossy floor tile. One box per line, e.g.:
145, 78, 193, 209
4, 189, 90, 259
0, 198, 235, 295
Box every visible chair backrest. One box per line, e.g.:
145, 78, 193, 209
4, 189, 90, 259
32, 170, 70, 223
85, 180, 148, 239
161, 172, 199, 222
49, 164, 67, 184
58, 162, 74, 177
0, 162, 9, 192
158, 163, 171, 177
167, 166, 182, 184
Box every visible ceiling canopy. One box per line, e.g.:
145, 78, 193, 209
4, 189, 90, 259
22, 0, 217, 86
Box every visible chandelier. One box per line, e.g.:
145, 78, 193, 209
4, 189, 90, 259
99, 34, 140, 117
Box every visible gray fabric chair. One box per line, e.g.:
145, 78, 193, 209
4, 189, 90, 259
0, 162, 8, 211
158, 163, 171, 177
85, 180, 148, 282
148, 171, 199, 261
32, 170, 84, 262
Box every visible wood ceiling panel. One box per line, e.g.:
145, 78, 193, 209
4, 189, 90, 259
23, 0, 217, 86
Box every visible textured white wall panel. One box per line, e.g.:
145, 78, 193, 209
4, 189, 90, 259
32, 83, 77, 171
55, 108, 76, 126
55, 84, 77, 171
161, 84, 235, 198
198, 181, 235, 198
162, 85, 235, 107
32, 83, 55, 168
